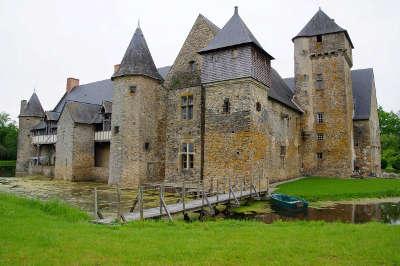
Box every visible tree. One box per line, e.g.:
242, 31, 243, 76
0, 112, 18, 160
378, 106, 400, 170
378, 106, 400, 135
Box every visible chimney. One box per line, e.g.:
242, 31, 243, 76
66, 77, 79, 93
20, 100, 27, 114
114, 64, 120, 74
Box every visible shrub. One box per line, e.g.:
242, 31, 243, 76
381, 158, 388, 169
392, 156, 400, 170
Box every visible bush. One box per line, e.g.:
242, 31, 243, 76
381, 158, 388, 169
392, 156, 400, 170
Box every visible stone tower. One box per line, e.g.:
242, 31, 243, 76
293, 9, 355, 176
200, 7, 274, 182
16, 92, 45, 176
109, 25, 165, 187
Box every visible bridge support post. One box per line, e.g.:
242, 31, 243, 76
139, 186, 144, 220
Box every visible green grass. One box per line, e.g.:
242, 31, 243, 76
233, 200, 270, 214
1, 192, 399, 265
0, 160, 16, 166
276, 177, 400, 201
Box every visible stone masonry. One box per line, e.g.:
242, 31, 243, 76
16, 8, 382, 187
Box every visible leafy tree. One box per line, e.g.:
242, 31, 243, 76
378, 106, 400, 135
381, 158, 388, 169
0, 112, 18, 160
378, 106, 400, 170
393, 156, 400, 170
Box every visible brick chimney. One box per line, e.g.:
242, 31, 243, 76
66, 77, 79, 93
114, 64, 120, 74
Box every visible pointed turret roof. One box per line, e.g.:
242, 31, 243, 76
20, 92, 45, 117
199, 7, 273, 59
112, 26, 162, 81
293, 9, 354, 48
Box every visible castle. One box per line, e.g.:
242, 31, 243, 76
16, 8, 381, 187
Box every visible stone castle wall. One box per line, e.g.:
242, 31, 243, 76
354, 80, 381, 176
294, 33, 355, 177
16, 116, 42, 176
109, 75, 165, 188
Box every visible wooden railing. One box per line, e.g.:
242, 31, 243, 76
94, 131, 111, 142
31, 134, 57, 145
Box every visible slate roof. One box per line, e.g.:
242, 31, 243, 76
20, 93, 45, 117
352, 68, 374, 120
269, 68, 302, 112
293, 9, 354, 48
53, 79, 113, 114
283, 68, 375, 120
112, 26, 162, 81
64, 102, 102, 124
157, 66, 171, 79
45, 111, 60, 121
199, 7, 273, 59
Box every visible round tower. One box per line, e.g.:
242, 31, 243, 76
16, 92, 45, 176
109, 25, 165, 187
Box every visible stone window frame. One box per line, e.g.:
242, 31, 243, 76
256, 102, 261, 112
315, 73, 323, 90
180, 95, 193, 120
317, 152, 323, 160
317, 133, 324, 141
223, 98, 231, 114
189, 60, 196, 73
280, 145, 286, 168
180, 142, 194, 171
316, 112, 324, 124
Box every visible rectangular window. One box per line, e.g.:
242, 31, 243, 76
317, 152, 323, 160
316, 113, 324, 123
223, 98, 230, 114
316, 74, 323, 89
181, 143, 194, 170
317, 35, 322, 43
280, 146, 286, 168
181, 95, 193, 120
317, 133, 324, 141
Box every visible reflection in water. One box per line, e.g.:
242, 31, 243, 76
232, 201, 400, 225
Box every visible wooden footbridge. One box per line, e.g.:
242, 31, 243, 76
94, 176, 270, 224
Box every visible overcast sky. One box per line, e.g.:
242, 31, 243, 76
1, 0, 399, 121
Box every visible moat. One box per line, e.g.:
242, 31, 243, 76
0, 176, 399, 224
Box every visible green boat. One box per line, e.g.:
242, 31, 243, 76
270, 193, 308, 210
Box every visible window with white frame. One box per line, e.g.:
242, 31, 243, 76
316, 112, 324, 123
181, 95, 193, 120
181, 142, 194, 170
317, 133, 324, 141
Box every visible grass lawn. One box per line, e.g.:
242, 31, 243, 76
0, 160, 16, 166
276, 177, 400, 201
1, 192, 399, 265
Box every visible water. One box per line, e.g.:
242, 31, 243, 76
0, 166, 15, 177
230, 200, 400, 225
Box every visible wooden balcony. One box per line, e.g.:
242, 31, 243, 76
31, 134, 57, 145
95, 131, 111, 142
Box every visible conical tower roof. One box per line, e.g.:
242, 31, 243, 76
293, 9, 354, 48
199, 7, 273, 59
20, 92, 45, 117
112, 26, 162, 81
